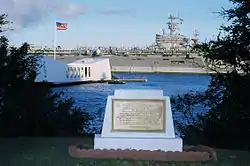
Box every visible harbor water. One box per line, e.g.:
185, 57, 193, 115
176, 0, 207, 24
54, 73, 211, 133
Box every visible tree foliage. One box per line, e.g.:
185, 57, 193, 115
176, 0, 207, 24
0, 14, 92, 137
172, 0, 250, 149
0, 14, 9, 33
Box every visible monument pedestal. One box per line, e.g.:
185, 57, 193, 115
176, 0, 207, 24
94, 135, 182, 151
94, 90, 183, 152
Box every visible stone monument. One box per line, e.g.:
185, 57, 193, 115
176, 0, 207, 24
94, 89, 183, 152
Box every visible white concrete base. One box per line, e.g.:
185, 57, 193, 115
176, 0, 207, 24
94, 134, 183, 152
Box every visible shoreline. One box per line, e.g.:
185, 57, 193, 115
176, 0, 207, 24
111, 66, 216, 75
112, 71, 212, 75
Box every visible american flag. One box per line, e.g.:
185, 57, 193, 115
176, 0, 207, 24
56, 22, 68, 30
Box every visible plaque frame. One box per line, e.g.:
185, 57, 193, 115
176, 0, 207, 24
111, 98, 166, 132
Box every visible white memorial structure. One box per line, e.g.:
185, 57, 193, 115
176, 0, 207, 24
94, 89, 183, 152
34, 55, 111, 84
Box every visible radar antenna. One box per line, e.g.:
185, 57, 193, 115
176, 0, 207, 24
166, 14, 184, 35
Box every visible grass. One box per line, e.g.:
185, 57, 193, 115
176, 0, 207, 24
0, 137, 250, 166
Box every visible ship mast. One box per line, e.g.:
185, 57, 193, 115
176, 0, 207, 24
192, 29, 199, 45
166, 14, 183, 35
166, 14, 184, 55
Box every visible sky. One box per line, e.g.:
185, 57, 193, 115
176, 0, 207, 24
1, 0, 232, 47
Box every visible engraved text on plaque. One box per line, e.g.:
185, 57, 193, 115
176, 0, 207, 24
111, 99, 166, 132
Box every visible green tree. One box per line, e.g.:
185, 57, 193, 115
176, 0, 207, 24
172, 0, 250, 149
0, 14, 92, 136
0, 14, 8, 33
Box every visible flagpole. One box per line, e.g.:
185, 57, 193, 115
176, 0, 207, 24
53, 21, 57, 60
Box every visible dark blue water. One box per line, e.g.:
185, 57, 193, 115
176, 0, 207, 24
54, 73, 211, 133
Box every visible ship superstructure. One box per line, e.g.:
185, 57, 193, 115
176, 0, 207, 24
155, 15, 196, 52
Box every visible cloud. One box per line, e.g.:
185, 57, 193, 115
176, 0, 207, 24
55, 3, 88, 18
0, 0, 134, 30
0, 0, 87, 29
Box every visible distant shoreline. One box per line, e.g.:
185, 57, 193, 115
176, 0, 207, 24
111, 66, 214, 75
112, 71, 211, 75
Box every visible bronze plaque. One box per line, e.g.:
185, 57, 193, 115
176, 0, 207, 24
111, 99, 166, 132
